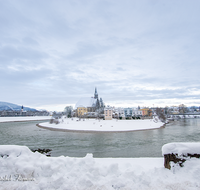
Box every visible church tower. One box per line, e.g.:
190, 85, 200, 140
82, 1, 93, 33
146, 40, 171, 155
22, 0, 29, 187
94, 87, 100, 110
100, 98, 104, 108
94, 87, 98, 99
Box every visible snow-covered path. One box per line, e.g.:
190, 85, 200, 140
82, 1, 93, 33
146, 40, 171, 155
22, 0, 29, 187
0, 145, 200, 190
0, 116, 51, 123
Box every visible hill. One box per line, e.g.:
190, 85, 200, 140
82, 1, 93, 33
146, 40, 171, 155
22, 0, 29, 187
0, 102, 38, 111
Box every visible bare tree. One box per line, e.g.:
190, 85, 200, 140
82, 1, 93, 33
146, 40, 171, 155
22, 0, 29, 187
179, 104, 187, 114
155, 108, 166, 122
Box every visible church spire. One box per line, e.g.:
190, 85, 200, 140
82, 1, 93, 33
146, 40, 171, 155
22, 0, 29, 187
94, 87, 98, 99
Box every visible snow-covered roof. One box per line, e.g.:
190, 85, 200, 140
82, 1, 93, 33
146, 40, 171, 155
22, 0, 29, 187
104, 106, 112, 110
75, 97, 97, 109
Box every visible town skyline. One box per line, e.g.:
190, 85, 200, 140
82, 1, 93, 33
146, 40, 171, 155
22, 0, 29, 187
1, 99, 199, 113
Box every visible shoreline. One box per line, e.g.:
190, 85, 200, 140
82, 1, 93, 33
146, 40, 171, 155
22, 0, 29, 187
37, 120, 166, 133
0, 119, 50, 123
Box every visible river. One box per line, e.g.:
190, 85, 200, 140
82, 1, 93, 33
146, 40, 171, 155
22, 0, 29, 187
0, 119, 200, 157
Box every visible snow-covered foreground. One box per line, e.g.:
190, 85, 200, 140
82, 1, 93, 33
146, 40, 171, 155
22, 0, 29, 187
38, 118, 164, 132
0, 145, 200, 190
0, 116, 51, 123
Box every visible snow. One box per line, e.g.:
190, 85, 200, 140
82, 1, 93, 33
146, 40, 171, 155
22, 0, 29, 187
169, 115, 200, 119
75, 97, 96, 109
0, 145, 32, 157
0, 116, 51, 123
0, 145, 200, 189
38, 117, 164, 132
162, 142, 200, 156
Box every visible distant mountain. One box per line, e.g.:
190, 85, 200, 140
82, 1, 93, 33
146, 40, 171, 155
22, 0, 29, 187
0, 101, 38, 111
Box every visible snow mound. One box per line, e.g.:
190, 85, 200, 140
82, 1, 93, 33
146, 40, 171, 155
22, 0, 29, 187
162, 142, 200, 156
1, 145, 200, 189
0, 145, 33, 157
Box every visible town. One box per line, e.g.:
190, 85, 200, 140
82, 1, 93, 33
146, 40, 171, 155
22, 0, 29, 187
1, 88, 200, 121
60, 88, 200, 122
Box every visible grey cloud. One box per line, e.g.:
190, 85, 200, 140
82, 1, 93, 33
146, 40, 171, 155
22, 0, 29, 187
0, 68, 52, 86
22, 37, 40, 46
66, 42, 111, 61
0, 46, 48, 61
1, 0, 200, 110
105, 87, 199, 103
0, 45, 50, 74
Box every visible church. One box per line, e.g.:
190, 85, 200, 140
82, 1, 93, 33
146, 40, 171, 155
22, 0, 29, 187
75, 88, 104, 117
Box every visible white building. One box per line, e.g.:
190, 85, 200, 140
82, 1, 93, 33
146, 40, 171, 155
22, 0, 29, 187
132, 107, 142, 116
117, 107, 125, 118
112, 107, 124, 118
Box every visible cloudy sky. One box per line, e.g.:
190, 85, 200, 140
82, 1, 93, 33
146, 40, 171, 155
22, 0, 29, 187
1, 0, 200, 111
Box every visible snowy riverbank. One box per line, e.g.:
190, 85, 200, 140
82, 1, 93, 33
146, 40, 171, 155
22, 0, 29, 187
0, 145, 200, 189
0, 116, 51, 123
38, 117, 165, 132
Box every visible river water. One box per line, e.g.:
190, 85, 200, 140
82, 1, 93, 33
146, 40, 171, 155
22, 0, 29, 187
0, 119, 200, 157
